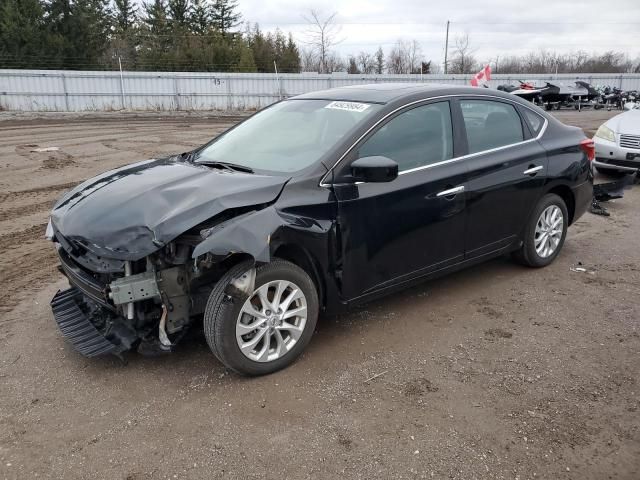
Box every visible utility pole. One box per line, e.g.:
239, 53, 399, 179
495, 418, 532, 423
444, 20, 450, 74
118, 56, 126, 110
274, 61, 282, 100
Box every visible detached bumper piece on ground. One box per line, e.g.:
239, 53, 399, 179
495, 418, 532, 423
590, 174, 637, 216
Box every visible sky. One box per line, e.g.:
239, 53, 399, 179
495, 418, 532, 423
235, 0, 640, 68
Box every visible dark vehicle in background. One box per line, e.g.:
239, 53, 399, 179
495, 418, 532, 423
47, 84, 593, 375
499, 80, 603, 111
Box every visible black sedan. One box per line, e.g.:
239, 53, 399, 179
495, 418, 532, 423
47, 84, 593, 375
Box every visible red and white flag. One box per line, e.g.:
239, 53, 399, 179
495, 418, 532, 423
470, 65, 492, 87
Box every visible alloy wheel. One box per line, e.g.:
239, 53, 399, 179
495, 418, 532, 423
534, 205, 564, 258
236, 280, 308, 363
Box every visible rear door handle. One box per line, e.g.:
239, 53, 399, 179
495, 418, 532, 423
436, 185, 465, 197
523, 165, 543, 175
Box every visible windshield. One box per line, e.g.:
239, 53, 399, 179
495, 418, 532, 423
196, 99, 381, 173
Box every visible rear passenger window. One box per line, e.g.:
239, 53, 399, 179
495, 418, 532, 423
460, 100, 524, 154
522, 108, 545, 135
357, 102, 454, 172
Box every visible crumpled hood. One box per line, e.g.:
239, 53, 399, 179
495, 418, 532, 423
51, 157, 289, 260
608, 109, 640, 134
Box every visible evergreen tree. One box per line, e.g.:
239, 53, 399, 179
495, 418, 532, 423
247, 24, 272, 72
109, 0, 139, 68
143, 0, 170, 36
189, 0, 211, 35
282, 34, 300, 72
347, 56, 360, 74
234, 42, 256, 71
45, 0, 112, 69
168, 0, 190, 28
375, 46, 384, 74
139, 0, 172, 68
0, 0, 300, 72
0, 0, 51, 67
246, 26, 301, 73
113, 0, 137, 32
211, 0, 240, 35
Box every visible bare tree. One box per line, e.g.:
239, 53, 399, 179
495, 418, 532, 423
357, 51, 376, 74
300, 47, 319, 72
449, 34, 477, 74
387, 40, 408, 74
486, 49, 635, 75
324, 52, 346, 73
302, 9, 343, 73
407, 40, 423, 74
427, 61, 442, 74
387, 39, 424, 74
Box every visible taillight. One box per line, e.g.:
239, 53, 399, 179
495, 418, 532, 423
580, 138, 595, 162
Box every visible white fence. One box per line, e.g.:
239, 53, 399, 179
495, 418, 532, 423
1, 69, 640, 112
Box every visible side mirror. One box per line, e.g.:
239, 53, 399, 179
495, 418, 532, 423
350, 156, 398, 183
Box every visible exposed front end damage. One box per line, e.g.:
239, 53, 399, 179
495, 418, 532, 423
46, 154, 310, 357
49, 199, 335, 358
51, 226, 234, 356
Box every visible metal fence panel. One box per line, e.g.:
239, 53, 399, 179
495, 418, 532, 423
1, 69, 639, 112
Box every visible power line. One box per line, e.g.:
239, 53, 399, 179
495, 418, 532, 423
255, 21, 640, 26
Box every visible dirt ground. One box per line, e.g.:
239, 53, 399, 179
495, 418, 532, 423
0, 109, 638, 480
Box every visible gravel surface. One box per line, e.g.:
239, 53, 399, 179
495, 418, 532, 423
0, 109, 638, 480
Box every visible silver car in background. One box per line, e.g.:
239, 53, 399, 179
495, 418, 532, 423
593, 109, 640, 176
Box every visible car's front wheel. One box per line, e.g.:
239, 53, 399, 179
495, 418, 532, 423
204, 259, 319, 376
513, 193, 568, 268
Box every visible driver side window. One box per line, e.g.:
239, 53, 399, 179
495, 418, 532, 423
356, 101, 454, 172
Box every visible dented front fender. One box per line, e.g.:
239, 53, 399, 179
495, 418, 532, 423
192, 206, 333, 263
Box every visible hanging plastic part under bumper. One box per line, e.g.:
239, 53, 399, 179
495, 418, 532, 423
50, 287, 126, 357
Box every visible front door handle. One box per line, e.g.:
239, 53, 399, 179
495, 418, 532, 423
436, 185, 465, 198
523, 165, 543, 175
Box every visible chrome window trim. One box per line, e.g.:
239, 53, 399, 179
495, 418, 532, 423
319, 93, 549, 187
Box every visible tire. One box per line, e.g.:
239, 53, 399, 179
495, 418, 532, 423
595, 166, 627, 178
512, 193, 568, 268
203, 259, 319, 376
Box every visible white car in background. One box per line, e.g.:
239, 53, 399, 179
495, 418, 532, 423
593, 109, 640, 176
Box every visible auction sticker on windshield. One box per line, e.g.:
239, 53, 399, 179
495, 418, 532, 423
325, 101, 371, 113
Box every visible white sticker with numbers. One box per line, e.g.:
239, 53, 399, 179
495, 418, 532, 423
324, 101, 371, 113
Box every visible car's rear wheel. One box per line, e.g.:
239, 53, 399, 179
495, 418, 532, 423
513, 193, 568, 268
203, 259, 319, 376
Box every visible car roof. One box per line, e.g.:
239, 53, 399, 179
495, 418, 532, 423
291, 83, 520, 104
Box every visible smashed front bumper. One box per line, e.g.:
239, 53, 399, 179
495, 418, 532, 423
50, 288, 136, 357
51, 246, 143, 358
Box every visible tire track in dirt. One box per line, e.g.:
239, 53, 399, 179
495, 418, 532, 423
0, 237, 58, 314
0, 200, 53, 222
0, 123, 172, 145
0, 224, 46, 251
0, 124, 217, 149
0, 182, 78, 205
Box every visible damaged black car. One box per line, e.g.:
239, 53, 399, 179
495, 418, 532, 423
48, 84, 593, 375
